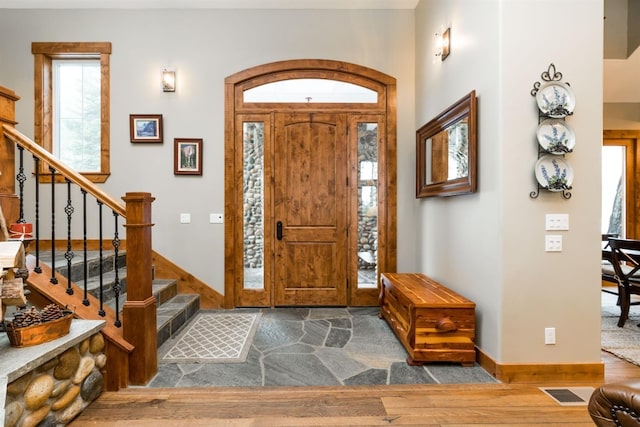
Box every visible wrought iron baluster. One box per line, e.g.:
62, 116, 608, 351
49, 166, 58, 285
112, 211, 122, 327
97, 200, 105, 317
33, 156, 41, 274
82, 189, 90, 306
16, 146, 26, 223
64, 179, 74, 295
12, 147, 30, 280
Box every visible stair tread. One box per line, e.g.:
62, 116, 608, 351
103, 292, 198, 321
38, 249, 120, 259
156, 294, 200, 347
78, 272, 176, 291
75, 267, 127, 288
36, 249, 200, 348
157, 294, 200, 315
103, 279, 179, 307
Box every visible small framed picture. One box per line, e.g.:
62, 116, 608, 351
174, 138, 203, 176
130, 114, 163, 143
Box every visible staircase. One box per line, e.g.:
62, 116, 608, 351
38, 250, 200, 347
2, 92, 188, 389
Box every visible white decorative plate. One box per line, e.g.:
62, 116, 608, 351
536, 118, 575, 154
536, 82, 576, 118
535, 155, 573, 191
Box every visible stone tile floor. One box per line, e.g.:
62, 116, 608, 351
147, 307, 497, 388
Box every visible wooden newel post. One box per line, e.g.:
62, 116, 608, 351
122, 192, 157, 385
0, 85, 21, 225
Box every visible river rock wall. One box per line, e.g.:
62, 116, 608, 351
4, 331, 106, 427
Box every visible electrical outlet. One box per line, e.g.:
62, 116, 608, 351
180, 213, 191, 224
209, 213, 223, 224
545, 327, 556, 345
545, 235, 562, 252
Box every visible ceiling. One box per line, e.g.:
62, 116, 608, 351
0, 0, 419, 9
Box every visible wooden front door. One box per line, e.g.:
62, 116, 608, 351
225, 59, 397, 309
273, 112, 348, 306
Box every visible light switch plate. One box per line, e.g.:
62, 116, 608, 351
210, 213, 223, 224
545, 213, 569, 231
180, 213, 191, 224
545, 234, 562, 252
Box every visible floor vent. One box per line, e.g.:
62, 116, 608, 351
539, 387, 594, 406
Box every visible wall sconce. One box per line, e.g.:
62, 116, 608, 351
434, 27, 451, 61
162, 68, 176, 92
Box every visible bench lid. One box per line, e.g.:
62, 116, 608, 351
381, 273, 475, 308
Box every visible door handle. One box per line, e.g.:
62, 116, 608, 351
277, 221, 283, 240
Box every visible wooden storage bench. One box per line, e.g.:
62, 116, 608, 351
379, 273, 476, 366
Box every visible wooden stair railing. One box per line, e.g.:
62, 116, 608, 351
1, 122, 157, 390
2, 125, 125, 217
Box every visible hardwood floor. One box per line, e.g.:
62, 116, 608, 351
73, 289, 635, 426
69, 350, 640, 426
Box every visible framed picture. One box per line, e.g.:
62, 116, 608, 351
130, 114, 163, 143
174, 138, 203, 176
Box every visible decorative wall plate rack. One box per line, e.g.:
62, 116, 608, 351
530, 63, 573, 199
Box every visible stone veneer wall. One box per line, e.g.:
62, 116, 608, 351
243, 122, 264, 269
4, 331, 106, 427
357, 123, 378, 270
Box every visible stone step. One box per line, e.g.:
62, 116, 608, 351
101, 278, 177, 315
156, 293, 200, 347
153, 279, 180, 306
38, 250, 126, 283
103, 277, 200, 347
38, 250, 200, 348
76, 266, 128, 303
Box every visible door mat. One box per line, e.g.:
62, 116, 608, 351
539, 387, 594, 406
160, 312, 261, 364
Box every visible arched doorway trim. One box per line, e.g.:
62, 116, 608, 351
224, 59, 397, 308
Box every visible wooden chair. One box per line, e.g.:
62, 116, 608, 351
602, 234, 620, 296
608, 238, 640, 327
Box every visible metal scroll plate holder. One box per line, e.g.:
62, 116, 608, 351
530, 63, 574, 200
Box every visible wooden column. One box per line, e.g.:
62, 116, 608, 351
0, 85, 20, 224
122, 192, 157, 385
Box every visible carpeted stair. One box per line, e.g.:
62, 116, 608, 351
38, 250, 200, 347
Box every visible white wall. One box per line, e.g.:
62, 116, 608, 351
416, 0, 603, 364
604, 36, 640, 129
0, 8, 416, 294
415, 0, 503, 359
604, 47, 640, 102
604, 0, 628, 58
604, 103, 640, 129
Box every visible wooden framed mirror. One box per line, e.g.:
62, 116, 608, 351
416, 90, 477, 198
